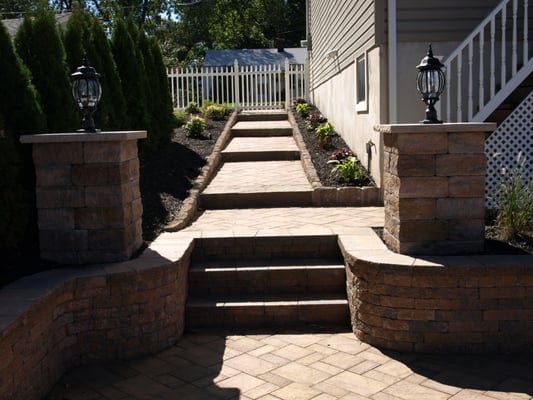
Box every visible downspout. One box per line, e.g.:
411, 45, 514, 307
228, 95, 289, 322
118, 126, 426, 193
388, 0, 398, 123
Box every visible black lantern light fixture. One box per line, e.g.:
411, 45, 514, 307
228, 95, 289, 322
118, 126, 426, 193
71, 56, 102, 132
416, 44, 445, 124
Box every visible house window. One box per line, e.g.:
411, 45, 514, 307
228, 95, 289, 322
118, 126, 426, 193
355, 53, 367, 112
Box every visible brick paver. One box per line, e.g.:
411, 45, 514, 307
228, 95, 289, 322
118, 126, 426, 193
202, 161, 312, 194
47, 331, 533, 400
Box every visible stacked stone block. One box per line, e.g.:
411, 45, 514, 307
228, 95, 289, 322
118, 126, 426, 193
376, 123, 496, 255
21, 131, 146, 264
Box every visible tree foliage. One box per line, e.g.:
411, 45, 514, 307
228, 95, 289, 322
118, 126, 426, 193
0, 21, 44, 252
14, 7, 78, 132
64, 9, 127, 130
3, 0, 305, 67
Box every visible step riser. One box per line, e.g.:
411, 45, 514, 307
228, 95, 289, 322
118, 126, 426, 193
189, 267, 346, 296
186, 303, 350, 330
231, 128, 293, 137
237, 113, 288, 122
192, 236, 342, 262
221, 151, 300, 162
199, 191, 313, 209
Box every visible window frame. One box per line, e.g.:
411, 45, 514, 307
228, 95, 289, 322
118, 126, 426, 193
355, 52, 368, 113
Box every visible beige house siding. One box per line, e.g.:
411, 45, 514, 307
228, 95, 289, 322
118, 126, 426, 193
309, 0, 381, 89
397, 0, 502, 42
308, 0, 386, 188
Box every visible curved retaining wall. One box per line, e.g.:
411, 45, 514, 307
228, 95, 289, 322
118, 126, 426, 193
0, 235, 193, 400
339, 230, 533, 353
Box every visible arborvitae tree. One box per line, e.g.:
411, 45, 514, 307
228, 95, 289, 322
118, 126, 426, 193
112, 17, 149, 133
63, 9, 91, 73
64, 10, 127, 131
87, 17, 127, 130
0, 22, 45, 255
15, 7, 79, 132
137, 30, 158, 148
148, 36, 175, 145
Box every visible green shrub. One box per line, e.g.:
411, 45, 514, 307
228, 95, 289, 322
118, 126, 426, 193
315, 121, 334, 148
305, 112, 327, 131
185, 101, 199, 114
184, 116, 206, 138
204, 103, 227, 120
174, 110, 187, 127
295, 102, 309, 118
493, 153, 533, 241
328, 156, 364, 182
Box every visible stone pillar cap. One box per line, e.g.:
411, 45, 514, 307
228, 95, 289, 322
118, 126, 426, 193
20, 131, 147, 144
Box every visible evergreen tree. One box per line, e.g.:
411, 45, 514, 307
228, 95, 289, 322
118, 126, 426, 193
88, 17, 127, 130
64, 10, 127, 130
0, 21, 45, 254
112, 17, 148, 133
15, 7, 79, 132
149, 36, 175, 144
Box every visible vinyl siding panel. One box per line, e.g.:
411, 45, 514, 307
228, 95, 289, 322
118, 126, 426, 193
397, 0, 502, 42
310, 0, 378, 89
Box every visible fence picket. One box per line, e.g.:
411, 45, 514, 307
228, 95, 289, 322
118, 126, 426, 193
167, 59, 306, 110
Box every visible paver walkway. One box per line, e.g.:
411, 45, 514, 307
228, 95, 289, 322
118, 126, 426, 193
47, 330, 533, 399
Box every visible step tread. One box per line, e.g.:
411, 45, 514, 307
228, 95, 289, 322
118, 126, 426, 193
187, 293, 348, 307
222, 136, 299, 153
190, 259, 344, 272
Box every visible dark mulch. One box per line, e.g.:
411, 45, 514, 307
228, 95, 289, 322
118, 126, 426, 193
292, 103, 374, 187
140, 115, 226, 243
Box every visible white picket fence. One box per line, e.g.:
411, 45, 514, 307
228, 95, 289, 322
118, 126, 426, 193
167, 59, 306, 110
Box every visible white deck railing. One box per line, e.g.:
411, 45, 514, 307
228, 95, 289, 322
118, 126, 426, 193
442, 0, 532, 122
167, 59, 306, 110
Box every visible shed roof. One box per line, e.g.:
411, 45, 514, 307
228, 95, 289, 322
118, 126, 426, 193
204, 47, 306, 67
1, 12, 71, 37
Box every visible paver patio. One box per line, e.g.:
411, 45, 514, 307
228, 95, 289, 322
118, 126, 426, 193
47, 330, 533, 399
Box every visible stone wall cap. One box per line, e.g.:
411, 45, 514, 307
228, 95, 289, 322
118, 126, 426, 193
20, 130, 147, 144
374, 123, 496, 134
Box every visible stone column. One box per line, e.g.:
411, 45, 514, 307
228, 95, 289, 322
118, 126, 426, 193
20, 131, 147, 264
375, 123, 495, 255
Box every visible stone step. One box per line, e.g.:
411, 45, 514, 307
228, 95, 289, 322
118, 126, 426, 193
231, 120, 293, 136
192, 235, 342, 263
186, 294, 350, 330
199, 190, 313, 209
189, 259, 346, 296
199, 160, 313, 209
237, 110, 288, 121
221, 136, 300, 162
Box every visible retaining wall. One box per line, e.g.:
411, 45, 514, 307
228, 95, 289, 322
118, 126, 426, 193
0, 235, 193, 400
339, 231, 533, 353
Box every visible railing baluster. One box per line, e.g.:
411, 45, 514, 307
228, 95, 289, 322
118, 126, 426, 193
479, 28, 485, 109
446, 62, 451, 121
512, 0, 518, 74
457, 52, 463, 121
524, 0, 529, 61
468, 41, 474, 120
491, 16, 496, 98
501, 5, 507, 86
